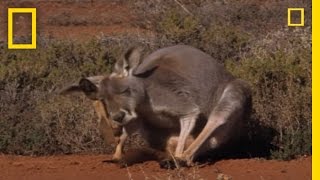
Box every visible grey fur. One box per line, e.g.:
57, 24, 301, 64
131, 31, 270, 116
78, 45, 252, 165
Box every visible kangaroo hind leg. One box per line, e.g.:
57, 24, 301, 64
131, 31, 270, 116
174, 109, 199, 158
182, 80, 251, 165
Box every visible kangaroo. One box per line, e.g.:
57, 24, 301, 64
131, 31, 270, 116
60, 80, 195, 168
78, 45, 252, 166
60, 74, 194, 167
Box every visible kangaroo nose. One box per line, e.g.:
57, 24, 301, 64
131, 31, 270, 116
112, 111, 125, 123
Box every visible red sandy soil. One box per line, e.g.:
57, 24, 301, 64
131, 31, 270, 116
0, 155, 311, 180
0, 0, 154, 41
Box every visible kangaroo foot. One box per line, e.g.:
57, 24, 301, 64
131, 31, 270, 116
159, 158, 189, 169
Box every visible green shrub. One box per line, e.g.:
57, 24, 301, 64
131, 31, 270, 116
200, 25, 250, 63
0, 37, 152, 155
226, 28, 311, 159
159, 9, 201, 44
0, 39, 115, 155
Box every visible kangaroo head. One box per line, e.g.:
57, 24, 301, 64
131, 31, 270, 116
103, 77, 140, 125
100, 46, 147, 124
59, 47, 147, 125
76, 75, 143, 125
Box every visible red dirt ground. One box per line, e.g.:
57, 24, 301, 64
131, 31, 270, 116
0, 155, 311, 180
0, 0, 154, 41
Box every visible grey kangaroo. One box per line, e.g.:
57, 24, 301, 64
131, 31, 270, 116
69, 45, 251, 166
60, 80, 195, 168
59, 69, 194, 167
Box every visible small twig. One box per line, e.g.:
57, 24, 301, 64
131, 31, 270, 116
125, 165, 133, 180
173, 0, 193, 16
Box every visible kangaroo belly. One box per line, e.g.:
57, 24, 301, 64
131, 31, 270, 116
140, 111, 179, 129
152, 113, 180, 128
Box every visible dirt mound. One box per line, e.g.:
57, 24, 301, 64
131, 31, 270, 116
0, 155, 311, 180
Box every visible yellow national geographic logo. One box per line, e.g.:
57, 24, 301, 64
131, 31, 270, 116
287, 8, 304, 27
8, 8, 37, 49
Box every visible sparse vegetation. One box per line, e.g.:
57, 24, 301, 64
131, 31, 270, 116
0, 0, 311, 160
226, 27, 311, 160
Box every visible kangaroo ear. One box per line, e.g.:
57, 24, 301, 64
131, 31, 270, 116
132, 57, 159, 77
59, 76, 105, 100
113, 47, 144, 77
125, 46, 143, 69
58, 83, 82, 95
79, 78, 97, 92
79, 78, 100, 100
113, 56, 129, 77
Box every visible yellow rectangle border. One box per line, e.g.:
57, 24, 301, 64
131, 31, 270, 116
8, 8, 37, 49
313, 0, 318, 179
288, 8, 304, 26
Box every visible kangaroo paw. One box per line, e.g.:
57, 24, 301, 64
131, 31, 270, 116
118, 159, 129, 168
159, 158, 190, 169
159, 159, 177, 169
